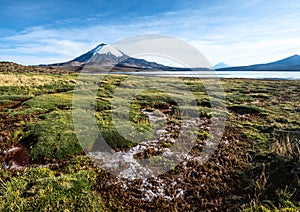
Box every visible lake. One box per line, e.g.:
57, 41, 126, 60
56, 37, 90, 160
110, 71, 300, 80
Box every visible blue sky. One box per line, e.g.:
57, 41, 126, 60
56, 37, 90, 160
0, 0, 300, 66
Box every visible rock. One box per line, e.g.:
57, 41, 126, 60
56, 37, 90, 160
3, 144, 30, 169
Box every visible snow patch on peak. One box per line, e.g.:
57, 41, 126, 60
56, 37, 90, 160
97, 44, 124, 57
91, 43, 107, 55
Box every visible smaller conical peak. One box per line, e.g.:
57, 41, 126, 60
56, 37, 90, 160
213, 62, 230, 69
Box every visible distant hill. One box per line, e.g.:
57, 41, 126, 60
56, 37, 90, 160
0, 61, 70, 74
217, 55, 300, 71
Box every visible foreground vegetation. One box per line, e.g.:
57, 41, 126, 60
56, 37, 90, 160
0, 71, 299, 211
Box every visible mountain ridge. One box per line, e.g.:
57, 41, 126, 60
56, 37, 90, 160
217, 54, 300, 71
37, 43, 300, 71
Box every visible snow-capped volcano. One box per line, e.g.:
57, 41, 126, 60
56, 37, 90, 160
96, 44, 124, 57
86, 44, 129, 66
70, 43, 127, 65
49, 43, 174, 70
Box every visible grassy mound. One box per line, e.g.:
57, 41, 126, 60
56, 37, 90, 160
228, 105, 264, 115
20, 111, 83, 162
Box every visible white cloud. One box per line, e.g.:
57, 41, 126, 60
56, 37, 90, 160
1, 1, 300, 66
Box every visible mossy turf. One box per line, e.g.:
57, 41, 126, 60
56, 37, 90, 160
0, 72, 299, 211
0, 158, 108, 211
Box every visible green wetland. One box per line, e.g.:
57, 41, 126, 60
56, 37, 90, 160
0, 71, 299, 211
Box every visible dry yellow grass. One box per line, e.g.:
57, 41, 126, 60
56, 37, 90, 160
272, 130, 300, 161
0, 73, 55, 86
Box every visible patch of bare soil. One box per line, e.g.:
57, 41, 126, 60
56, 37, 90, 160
0, 111, 35, 166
